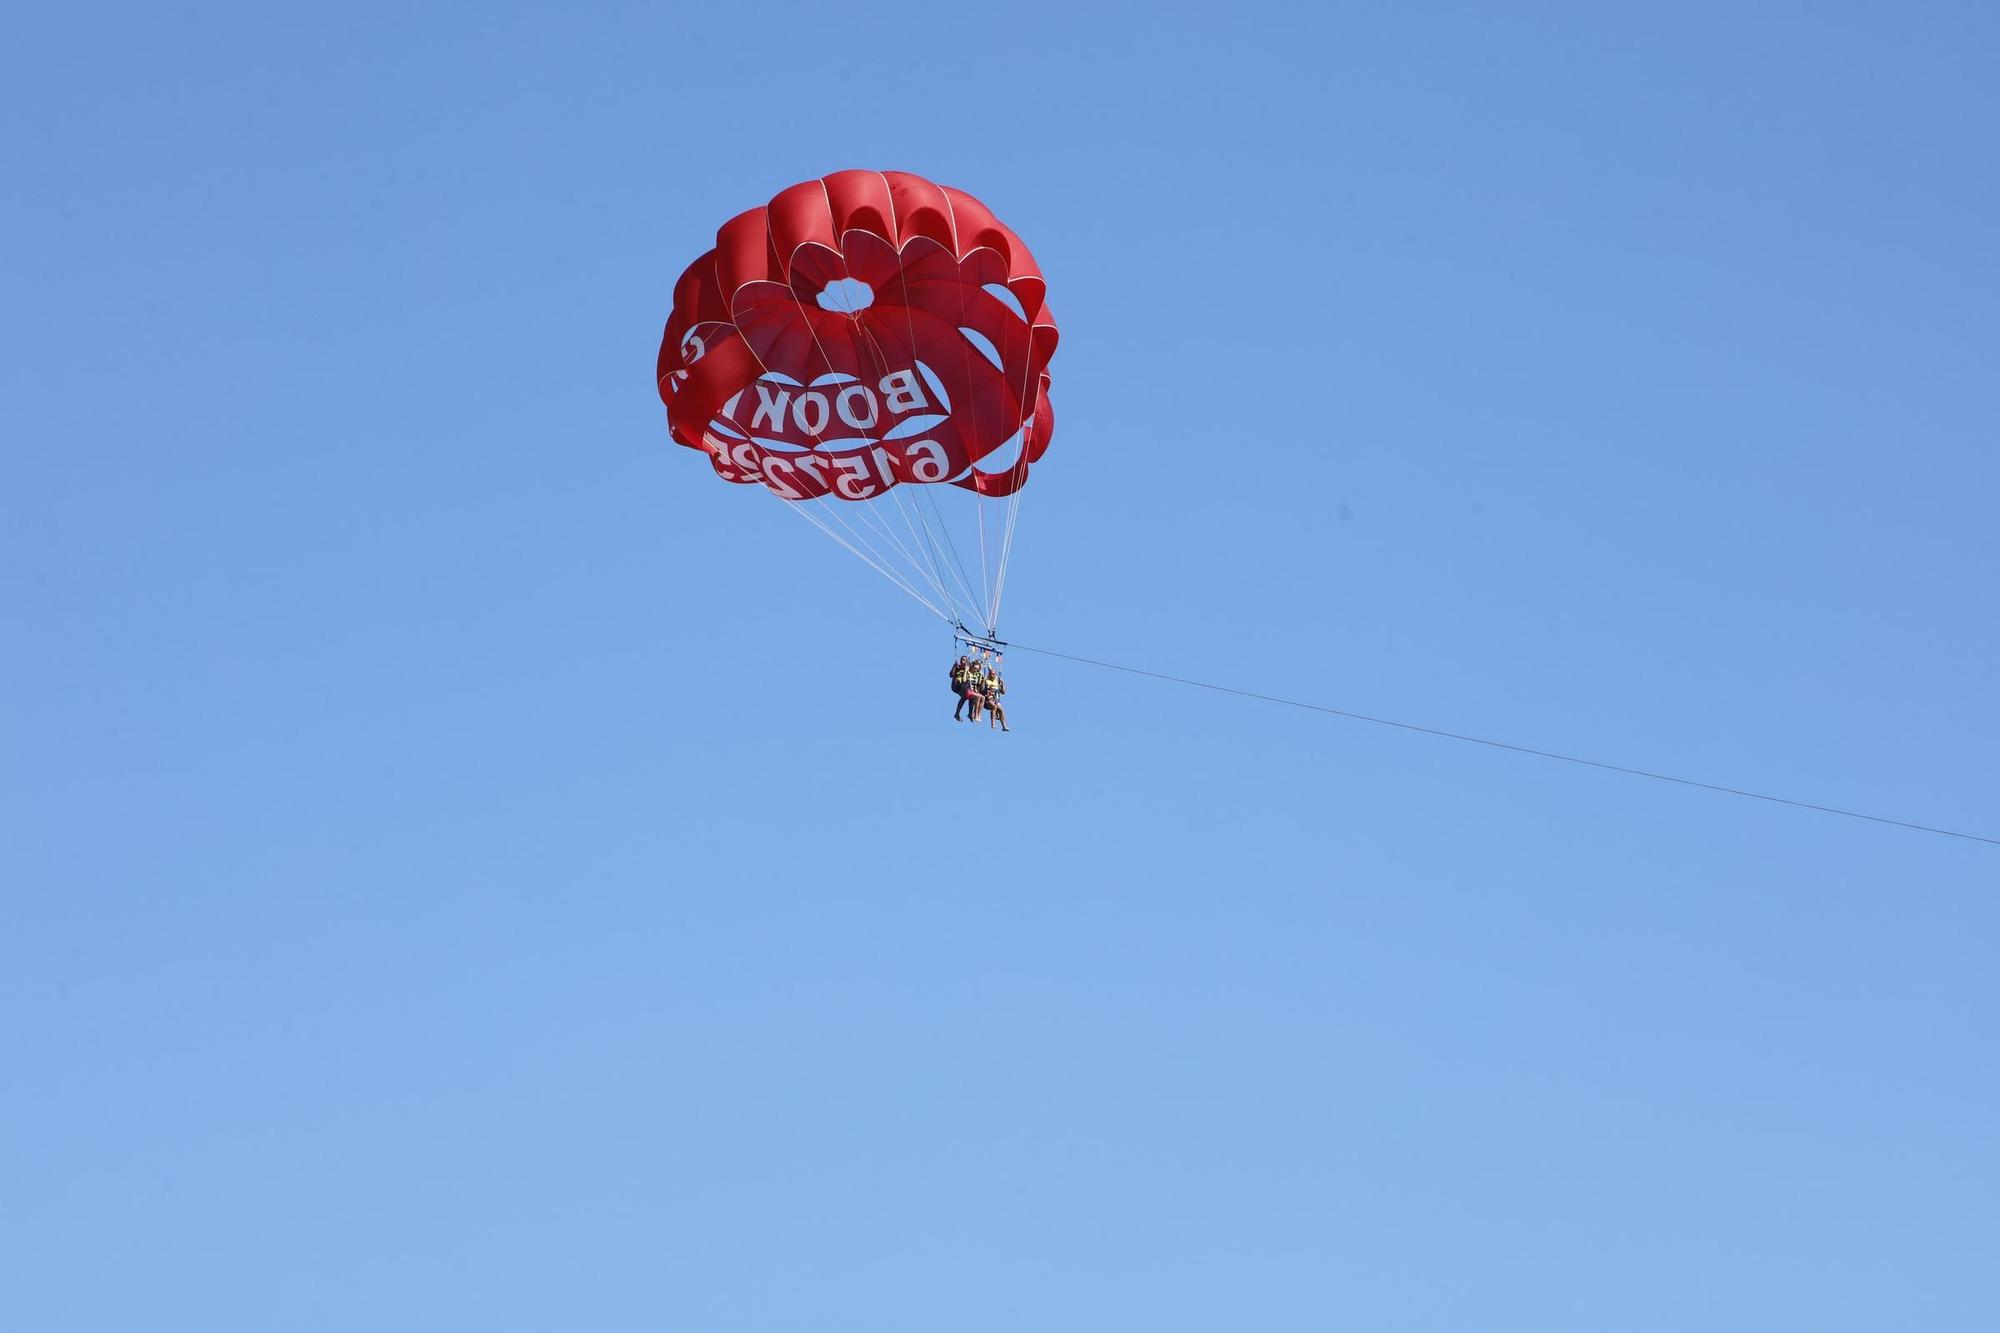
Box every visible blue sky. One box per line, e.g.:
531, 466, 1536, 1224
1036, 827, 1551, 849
4, 2, 1996, 1329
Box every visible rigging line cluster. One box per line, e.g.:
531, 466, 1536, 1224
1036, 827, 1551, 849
745, 215, 999, 636
1006, 642, 1999, 848
780, 497, 952, 622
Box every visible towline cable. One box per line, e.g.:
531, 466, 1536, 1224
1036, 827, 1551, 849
1005, 641, 1998, 848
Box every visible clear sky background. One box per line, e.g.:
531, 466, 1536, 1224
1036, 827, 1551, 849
5, 2, 1997, 1329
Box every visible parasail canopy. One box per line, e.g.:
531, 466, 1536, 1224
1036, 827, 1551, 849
657, 171, 1059, 637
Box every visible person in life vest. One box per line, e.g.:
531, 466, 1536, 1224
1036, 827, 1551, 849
963, 655, 988, 722
951, 655, 975, 720
982, 663, 1008, 731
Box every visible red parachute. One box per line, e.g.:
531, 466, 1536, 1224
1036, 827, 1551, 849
657, 171, 1058, 504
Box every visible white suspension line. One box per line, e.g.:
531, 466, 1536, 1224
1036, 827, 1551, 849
915, 480, 984, 622
846, 491, 932, 587
850, 492, 966, 626
990, 487, 1027, 634
976, 490, 992, 634
820, 274, 980, 633
884, 483, 963, 619
805, 493, 918, 589
988, 284, 1049, 636
859, 240, 992, 635
784, 496, 952, 622
987, 418, 1038, 635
